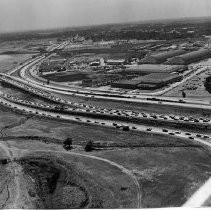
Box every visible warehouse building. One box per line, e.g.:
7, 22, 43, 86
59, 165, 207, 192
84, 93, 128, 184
136, 73, 182, 90
140, 49, 186, 64
111, 73, 182, 90
106, 59, 125, 65
124, 64, 187, 74
166, 49, 211, 65
111, 79, 143, 89
204, 76, 211, 92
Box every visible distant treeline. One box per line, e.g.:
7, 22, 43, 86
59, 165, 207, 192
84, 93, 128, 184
1, 17, 211, 42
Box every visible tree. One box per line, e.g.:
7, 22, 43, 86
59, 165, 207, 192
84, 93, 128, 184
182, 90, 186, 98
63, 138, 73, 150
85, 140, 94, 152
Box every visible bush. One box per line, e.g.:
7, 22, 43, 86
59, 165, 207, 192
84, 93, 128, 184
84, 140, 94, 152
63, 138, 73, 151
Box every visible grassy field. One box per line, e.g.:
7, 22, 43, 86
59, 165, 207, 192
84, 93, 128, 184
4, 146, 138, 208
0, 106, 211, 208
91, 147, 211, 207
0, 54, 36, 74
5, 137, 211, 208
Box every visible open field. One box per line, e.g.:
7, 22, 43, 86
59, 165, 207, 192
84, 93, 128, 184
91, 147, 211, 208
0, 103, 210, 208
0, 54, 36, 74
0, 136, 210, 208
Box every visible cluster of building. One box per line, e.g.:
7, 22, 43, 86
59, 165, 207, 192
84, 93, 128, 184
140, 49, 186, 64
166, 49, 211, 65
111, 73, 182, 90
110, 47, 211, 90
140, 48, 211, 65
123, 64, 187, 75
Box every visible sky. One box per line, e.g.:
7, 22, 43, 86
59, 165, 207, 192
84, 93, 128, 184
0, 0, 211, 33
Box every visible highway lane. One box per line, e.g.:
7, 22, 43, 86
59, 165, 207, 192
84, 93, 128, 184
4, 72, 211, 113
2, 73, 211, 132
0, 93, 211, 149
2, 93, 211, 131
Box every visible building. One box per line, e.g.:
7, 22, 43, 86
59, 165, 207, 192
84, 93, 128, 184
111, 79, 142, 89
82, 74, 122, 87
106, 59, 125, 66
124, 64, 187, 75
90, 61, 100, 67
140, 49, 186, 64
136, 73, 182, 89
111, 73, 182, 90
166, 49, 211, 65
204, 76, 211, 92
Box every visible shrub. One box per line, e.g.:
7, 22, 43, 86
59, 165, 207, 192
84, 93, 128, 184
84, 140, 94, 152
63, 138, 73, 150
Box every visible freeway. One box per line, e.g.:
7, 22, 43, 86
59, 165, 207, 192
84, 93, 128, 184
4, 71, 211, 114
0, 91, 211, 150
1, 93, 211, 131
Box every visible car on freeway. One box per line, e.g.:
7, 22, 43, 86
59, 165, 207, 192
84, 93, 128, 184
122, 126, 130, 131
203, 135, 209, 139
175, 131, 181, 134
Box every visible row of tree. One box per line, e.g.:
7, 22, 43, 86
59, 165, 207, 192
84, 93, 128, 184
63, 137, 93, 152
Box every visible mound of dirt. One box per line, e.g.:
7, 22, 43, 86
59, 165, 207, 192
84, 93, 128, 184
19, 156, 89, 209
